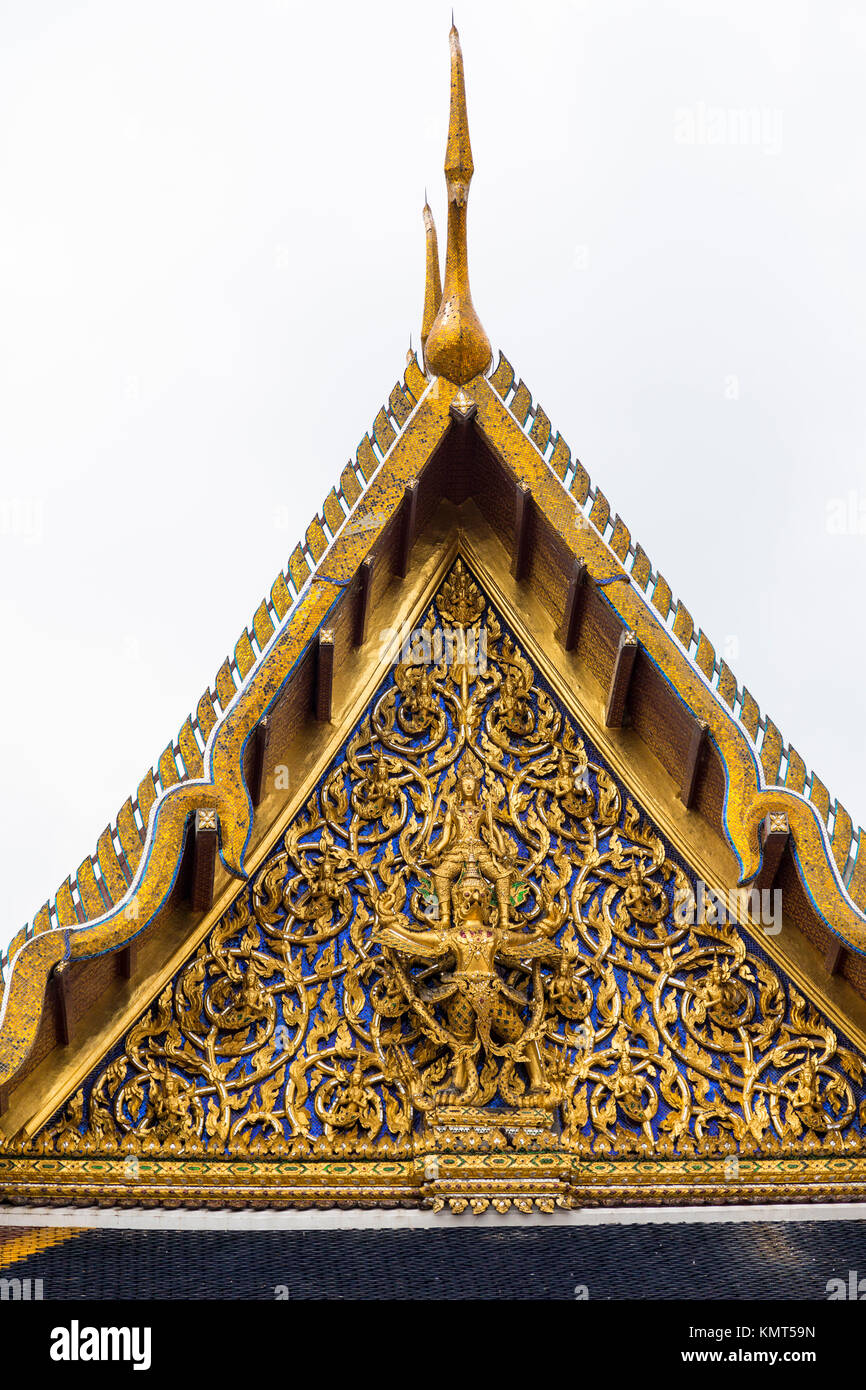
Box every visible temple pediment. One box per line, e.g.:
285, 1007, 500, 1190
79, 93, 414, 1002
3, 557, 865, 1211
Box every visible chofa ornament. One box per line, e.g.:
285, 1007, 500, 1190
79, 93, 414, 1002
35, 561, 866, 1171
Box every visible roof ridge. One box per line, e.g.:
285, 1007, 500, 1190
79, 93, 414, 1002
0, 352, 429, 980
488, 349, 865, 907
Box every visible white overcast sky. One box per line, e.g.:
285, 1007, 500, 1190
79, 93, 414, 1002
1, 0, 865, 949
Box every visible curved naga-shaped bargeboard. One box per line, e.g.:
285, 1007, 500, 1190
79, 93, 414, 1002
35, 562, 866, 1161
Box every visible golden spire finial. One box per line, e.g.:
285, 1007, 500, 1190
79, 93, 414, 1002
421, 197, 442, 372
423, 23, 492, 386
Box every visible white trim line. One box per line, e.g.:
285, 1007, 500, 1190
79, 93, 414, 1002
1, 1203, 866, 1232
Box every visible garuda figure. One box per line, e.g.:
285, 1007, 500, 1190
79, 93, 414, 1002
374, 764, 561, 1098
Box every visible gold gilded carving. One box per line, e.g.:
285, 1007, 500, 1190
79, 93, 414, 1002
375, 758, 560, 1104
33, 561, 866, 1188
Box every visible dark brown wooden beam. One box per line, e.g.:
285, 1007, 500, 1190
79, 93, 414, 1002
190, 808, 218, 913
679, 717, 708, 810
52, 961, 70, 1047
752, 812, 789, 892
447, 394, 478, 504
117, 941, 136, 981
397, 480, 419, 579
562, 560, 587, 652
511, 482, 532, 582
316, 630, 335, 722
825, 935, 846, 977
354, 556, 374, 647
249, 715, 270, 809
605, 629, 638, 728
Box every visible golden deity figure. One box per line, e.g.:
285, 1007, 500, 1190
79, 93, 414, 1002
550, 748, 576, 801
547, 747, 593, 818
297, 830, 346, 922
149, 1069, 195, 1141
790, 1053, 828, 1131
394, 659, 441, 736
355, 748, 396, 821
621, 856, 667, 924
318, 1053, 380, 1136
607, 1022, 648, 1126
228, 958, 268, 1028
375, 766, 560, 1096
428, 769, 514, 928
691, 955, 744, 1027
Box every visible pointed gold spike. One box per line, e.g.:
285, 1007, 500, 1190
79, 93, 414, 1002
421, 201, 442, 373
423, 24, 491, 386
